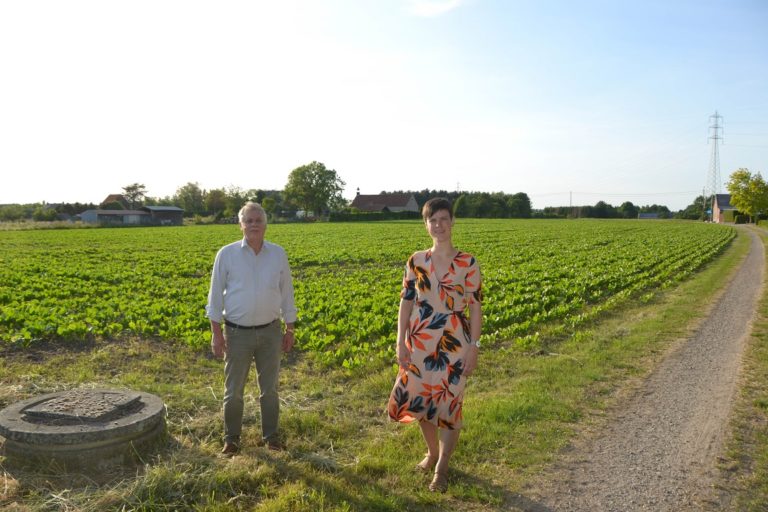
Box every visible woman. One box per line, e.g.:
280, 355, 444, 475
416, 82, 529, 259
387, 197, 483, 493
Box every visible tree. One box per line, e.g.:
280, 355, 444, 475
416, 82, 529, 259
205, 189, 227, 218
32, 205, 57, 221
640, 204, 671, 219
223, 186, 247, 218
174, 182, 205, 216
0, 204, 26, 221
122, 183, 148, 209
618, 201, 639, 219
102, 201, 125, 211
453, 194, 469, 217
262, 197, 277, 218
592, 201, 616, 218
727, 168, 768, 223
677, 196, 707, 220
283, 161, 346, 216
508, 192, 532, 218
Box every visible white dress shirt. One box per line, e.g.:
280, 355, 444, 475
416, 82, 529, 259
206, 239, 297, 326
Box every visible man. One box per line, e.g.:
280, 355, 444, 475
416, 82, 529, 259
206, 201, 297, 456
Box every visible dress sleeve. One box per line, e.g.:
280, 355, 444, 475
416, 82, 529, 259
464, 255, 483, 305
400, 254, 417, 301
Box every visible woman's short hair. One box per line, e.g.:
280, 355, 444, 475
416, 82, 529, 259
422, 197, 453, 221
238, 202, 267, 223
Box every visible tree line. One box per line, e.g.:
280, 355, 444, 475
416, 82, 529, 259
2, 163, 764, 223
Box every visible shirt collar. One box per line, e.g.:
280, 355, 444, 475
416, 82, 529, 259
240, 238, 268, 252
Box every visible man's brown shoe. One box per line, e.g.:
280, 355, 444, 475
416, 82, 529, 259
258, 438, 284, 451
221, 442, 239, 457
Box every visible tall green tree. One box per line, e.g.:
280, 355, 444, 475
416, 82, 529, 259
677, 196, 707, 220
174, 182, 205, 216
284, 161, 346, 216
592, 201, 616, 218
122, 183, 148, 209
727, 168, 768, 223
224, 186, 247, 218
618, 201, 639, 219
508, 192, 532, 218
262, 196, 277, 218
205, 189, 227, 218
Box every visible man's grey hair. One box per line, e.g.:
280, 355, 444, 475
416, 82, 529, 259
238, 202, 267, 223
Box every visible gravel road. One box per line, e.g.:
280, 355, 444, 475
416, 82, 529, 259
526, 227, 765, 511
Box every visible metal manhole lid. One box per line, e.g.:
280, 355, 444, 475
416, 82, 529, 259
23, 389, 143, 423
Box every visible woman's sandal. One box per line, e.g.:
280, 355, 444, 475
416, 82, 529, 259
429, 471, 448, 493
415, 454, 438, 472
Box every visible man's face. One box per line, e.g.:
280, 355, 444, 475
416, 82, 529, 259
240, 210, 267, 240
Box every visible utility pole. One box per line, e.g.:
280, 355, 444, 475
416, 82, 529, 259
704, 111, 723, 221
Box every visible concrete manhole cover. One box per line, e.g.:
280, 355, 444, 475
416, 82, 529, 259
0, 388, 166, 470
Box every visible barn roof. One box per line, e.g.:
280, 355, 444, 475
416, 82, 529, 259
714, 194, 737, 211
84, 209, 148, 216
100, 194, 129, 209
350, 193, 416, 211
143, 206, 184, 213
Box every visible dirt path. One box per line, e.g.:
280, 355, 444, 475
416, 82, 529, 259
523, 227, 765, 511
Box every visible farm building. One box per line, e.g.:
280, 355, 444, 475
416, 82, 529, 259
100, 194, 130, 209
350, 192, 419, 213
143, 206, 185, 225
81, 206, 184, 226
712, 194, 737, 223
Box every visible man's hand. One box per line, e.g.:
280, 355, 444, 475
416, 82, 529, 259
211, 332, 227, 359
282, 331, 295, 353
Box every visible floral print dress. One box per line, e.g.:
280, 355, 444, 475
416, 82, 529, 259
387, 249, 482, 430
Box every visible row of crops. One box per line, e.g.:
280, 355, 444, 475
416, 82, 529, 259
0, 219, 735, 367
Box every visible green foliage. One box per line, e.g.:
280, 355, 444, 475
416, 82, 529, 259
618, 201, 639, 219
284, 161, 346, 216
542, 202, 672, 219
0, 220, 735, 371
676, 195, 707, 220
122, 183, 148, 209
174, 182, 206, 216
452, 192, 531, 218
101, 201, 126, 211
32, 206, 57, 221
727, 168, 768, 223
205, 189, 228, 218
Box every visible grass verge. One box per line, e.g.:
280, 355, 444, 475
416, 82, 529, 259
0, 228, 755, 511
717, 227, 768, 511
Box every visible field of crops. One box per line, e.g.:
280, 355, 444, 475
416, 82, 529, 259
0, 219, 735, 367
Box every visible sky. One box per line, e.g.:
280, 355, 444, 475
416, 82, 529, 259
1, 0, 766, 211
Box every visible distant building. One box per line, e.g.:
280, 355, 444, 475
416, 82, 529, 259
143, 206, 185, 225
81, 206, 184, 226
100, 194, 130, 209
712, 194, 737, 223
350, 193, 419, 213
637, 213, 661, 220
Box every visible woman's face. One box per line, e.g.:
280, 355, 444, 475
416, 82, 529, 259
425, 209, 454, 242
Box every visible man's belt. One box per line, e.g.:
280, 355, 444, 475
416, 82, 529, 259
224, 319, 274, 330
